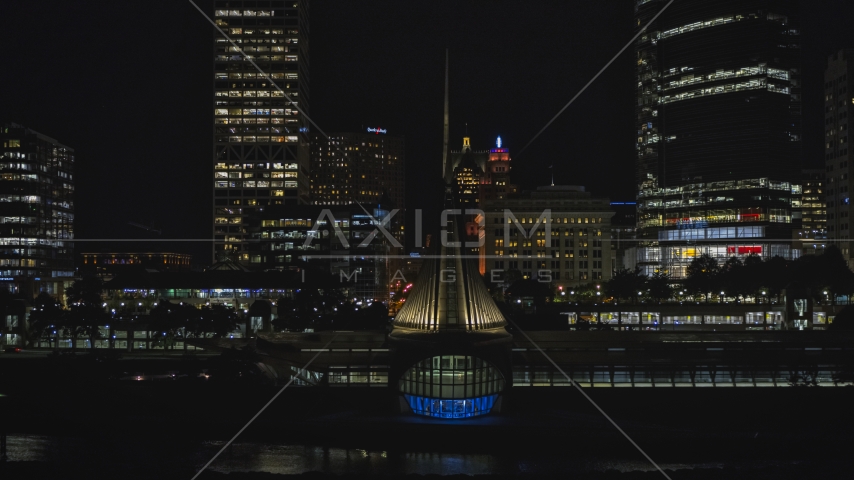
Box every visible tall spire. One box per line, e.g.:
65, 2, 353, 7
442, 49, 449, 182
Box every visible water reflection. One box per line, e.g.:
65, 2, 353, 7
6, 434, 676, 475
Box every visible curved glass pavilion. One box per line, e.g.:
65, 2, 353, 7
400, 355, 505, 418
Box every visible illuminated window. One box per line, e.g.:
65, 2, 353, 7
399, 356, 504, 419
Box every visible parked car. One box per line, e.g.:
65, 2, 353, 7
4, 346, 22, 353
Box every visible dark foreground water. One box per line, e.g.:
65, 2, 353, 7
3, 357, 853, 479
5, 433, 850, 479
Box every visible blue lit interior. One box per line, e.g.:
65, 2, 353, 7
404, 394, 498, 418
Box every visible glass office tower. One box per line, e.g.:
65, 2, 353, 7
634, 0, 802, 277
212, 1, 310, 264
0, 122, 74, 295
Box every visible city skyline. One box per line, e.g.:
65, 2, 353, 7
3, 3, 854, 478
0, 1, 853, 264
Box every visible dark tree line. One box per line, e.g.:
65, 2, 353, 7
27, 277, 111, 349
26, 277, 243, 349
683, 246, 853, 303
604, 269, 674, 304
604, 245, 854, 304
274, 287, 389, 332
148, 300, 242, 346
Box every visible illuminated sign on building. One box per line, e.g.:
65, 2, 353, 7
496, 136, 502, 148
367, 127, 387, 135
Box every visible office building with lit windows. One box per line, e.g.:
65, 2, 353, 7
448, 136, 518, 264
478, 137, 517, 204
449, 137, 488, 211
80, 252, 193, 277
0, 122, 74, 296
310, 130, 405, 211
248, 203, 397, 302
796, 169, 826, 256
824, 49, 854, 267
633, 0, 802, 277
309, 130, 405, 295
482, 186, 615, 288
212, 1, 310, 264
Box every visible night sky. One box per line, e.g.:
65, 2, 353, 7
1, 1, 853, 264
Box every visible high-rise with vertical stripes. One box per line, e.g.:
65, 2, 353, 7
212, 1, 310, 264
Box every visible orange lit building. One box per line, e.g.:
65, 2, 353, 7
81, 252, 193, 276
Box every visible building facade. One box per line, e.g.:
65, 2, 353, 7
797, 169, 826, 257
212, 1, 310, 264
610, 201, 638, 272
310, 130, 405, 210
80, 252, 193, 276
824, 49, 854, 266
634, 0, 802, 277
479, 136, 517, 204
482, 186, 615, 289
448, 136, 517, 206
0, 122, 74, 296
248, 204, 396, 302
309, 129, 405, 294
448, 136, 519, 267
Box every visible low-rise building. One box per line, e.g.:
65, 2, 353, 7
248, 202, 401, 302
80, 252, 193, 277
482, 185, 616, 289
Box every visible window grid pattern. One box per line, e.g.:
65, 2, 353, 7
512, 366, 841, 387
399, 355, 505, 399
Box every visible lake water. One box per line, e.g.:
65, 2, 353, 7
3, 434, 804, 476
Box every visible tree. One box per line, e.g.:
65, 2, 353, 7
820, 245, 854, 303
741, 254, 764, 299
684, 254, 720, 302
793, 254, 824, 302
147, 300, 187, 348
197, 304, 241, 338
760, 255, 791, 301
647, 271, 673, 304
26, 292, 64, 348
503, 269, 524, 289
65, 277, 105, 308
605, 268, 646, 303
352, 302, 390, 330
719, 257, 748, 303
64, 277, 108, 351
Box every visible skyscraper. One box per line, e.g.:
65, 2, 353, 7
633, 0, 802, 277
309, 130, 405, 211
824, 49, 854, 267
0, 122, 74, 295
309, 129, 405, 298
212, 1, 310, 264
